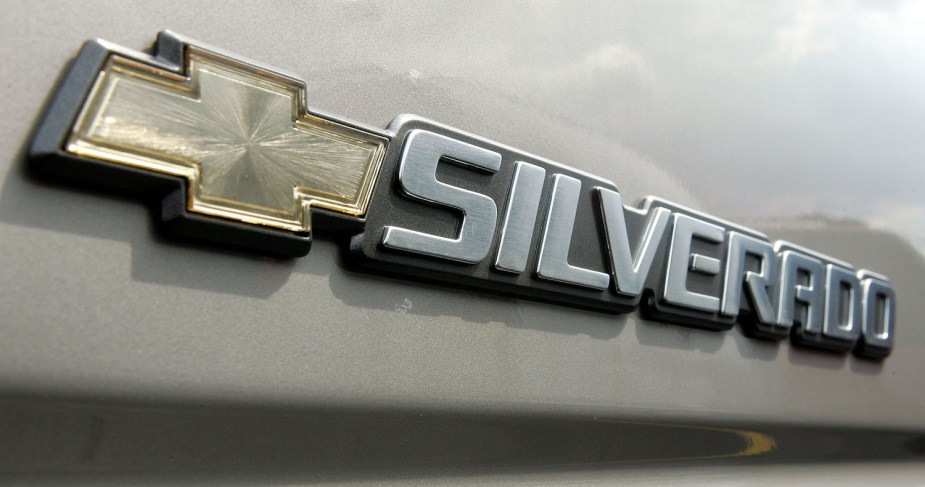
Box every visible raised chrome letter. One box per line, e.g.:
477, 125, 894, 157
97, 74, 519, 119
856, 271, 896, 359
597, 188, 671, 297
663, 214, 725, 312
494, 162, 546, 273
721, 232, 778, 323
776, 249, 825, 334
536, 174, 610, 290
823, 264, 862, 344
381, 130, 501, 263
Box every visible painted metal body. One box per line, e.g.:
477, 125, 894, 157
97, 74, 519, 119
1, 1, 924, 484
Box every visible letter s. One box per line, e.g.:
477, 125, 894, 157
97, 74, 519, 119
381, 130, 502, 263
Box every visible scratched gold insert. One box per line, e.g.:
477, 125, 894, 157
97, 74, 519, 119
66, 49, 386, 232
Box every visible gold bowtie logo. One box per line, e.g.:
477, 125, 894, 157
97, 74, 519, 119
66, 43, 386, 232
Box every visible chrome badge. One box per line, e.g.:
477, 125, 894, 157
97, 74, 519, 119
30, 32, 896, 359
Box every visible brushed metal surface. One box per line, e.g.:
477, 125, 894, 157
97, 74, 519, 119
381, 129, 501, 263
598, 187, 671, 296
663, 213, 725, 311
536, 173, 611, 289
68, 46, 386, 232
79, 57, 373, 213
494, 161, 546, 273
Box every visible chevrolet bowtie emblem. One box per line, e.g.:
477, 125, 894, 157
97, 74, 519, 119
68, 48, 385, 232
32, 31, 386, 255
30, 32, 897, 359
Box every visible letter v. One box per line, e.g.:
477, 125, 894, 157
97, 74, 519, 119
596, 189, 671, 297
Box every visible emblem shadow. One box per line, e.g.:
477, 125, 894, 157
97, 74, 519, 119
1, 136, 297, 300
319, 248, 628, 340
